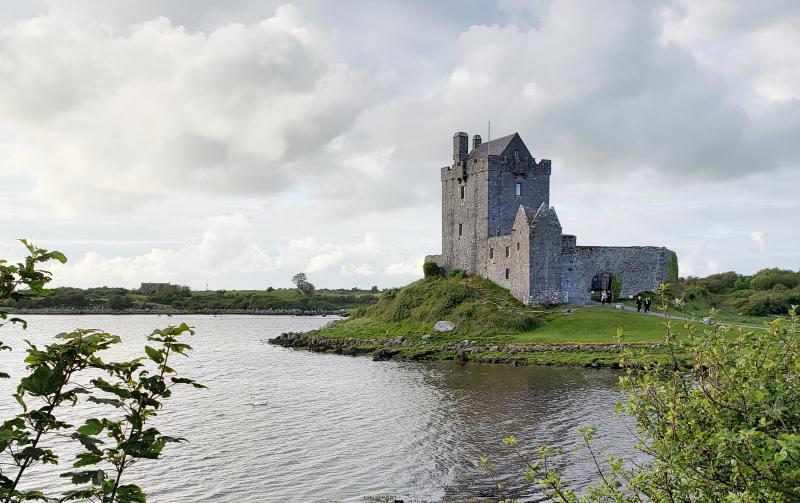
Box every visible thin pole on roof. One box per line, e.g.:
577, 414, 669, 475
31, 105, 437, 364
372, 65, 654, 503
487, 120, 491, 155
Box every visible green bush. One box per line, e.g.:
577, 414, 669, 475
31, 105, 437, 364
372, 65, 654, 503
611, 276, 622, 300
447, 268, 467, 279
751, 268, 800, 290
488, 305, 800, 502
423, 261, 441, 278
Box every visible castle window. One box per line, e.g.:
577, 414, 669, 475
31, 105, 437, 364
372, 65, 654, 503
505, 246, 510, 258
505, 268, 510, 279
515, 182, 522, 196
489, 248, 494, 259
458, 223, 463, 236
514, 149, 519, 161
517, 242, 520, 251
460, 185, 465, 199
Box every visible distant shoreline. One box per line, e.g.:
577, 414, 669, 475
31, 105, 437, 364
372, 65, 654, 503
6, 308, 349, 317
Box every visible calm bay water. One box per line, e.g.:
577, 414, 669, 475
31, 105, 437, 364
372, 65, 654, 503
0, 315, 638, 502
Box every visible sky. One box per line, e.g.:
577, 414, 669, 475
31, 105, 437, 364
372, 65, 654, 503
0, 0, 798, 290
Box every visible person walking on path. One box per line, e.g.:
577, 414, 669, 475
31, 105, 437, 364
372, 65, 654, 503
600, 290, 608, 307
636, 296, 643, 312
644, 296, 652, 313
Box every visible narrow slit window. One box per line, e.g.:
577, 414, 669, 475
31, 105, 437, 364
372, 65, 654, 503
505, 246, 510, 258
460, 185, 465, 199
489, 248, 494, 259
517, 242, 520, 251
515, 182, 522, 196
458, 223, 463, 236
505, 268, 510, 279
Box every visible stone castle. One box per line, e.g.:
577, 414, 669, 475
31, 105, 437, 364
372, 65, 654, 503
425, 131, 677, 305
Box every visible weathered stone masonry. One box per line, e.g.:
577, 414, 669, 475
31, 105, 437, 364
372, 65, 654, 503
426, 131, 676, 305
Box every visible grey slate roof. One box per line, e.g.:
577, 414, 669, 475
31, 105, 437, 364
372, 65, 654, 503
468, 133, 518, 158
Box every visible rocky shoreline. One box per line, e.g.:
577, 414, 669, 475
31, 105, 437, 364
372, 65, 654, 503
268, 332, 654, 368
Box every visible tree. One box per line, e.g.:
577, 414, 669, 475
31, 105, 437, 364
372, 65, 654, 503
291, 273, 315, 296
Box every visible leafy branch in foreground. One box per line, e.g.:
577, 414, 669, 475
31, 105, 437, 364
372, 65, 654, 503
0, 240, 67, 379
1, 243, 203, 503
62, 323, 205, 503
482, 284, 800, 502
0, 330, 120, 503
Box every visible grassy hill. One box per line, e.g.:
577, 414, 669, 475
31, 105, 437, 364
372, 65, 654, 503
284, 273, 706, 366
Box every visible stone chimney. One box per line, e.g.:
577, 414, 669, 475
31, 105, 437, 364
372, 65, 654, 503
472, 134, 482, 150
453, 132, 468, 164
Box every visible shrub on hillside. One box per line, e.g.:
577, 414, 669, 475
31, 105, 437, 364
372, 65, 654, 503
701, 271, 740, 293
751, 268, 800, 290
423, 261, 441, 278
448, 268, 466, 279
736, 288, 800, 316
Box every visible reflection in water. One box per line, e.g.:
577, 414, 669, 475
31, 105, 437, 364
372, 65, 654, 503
0, 315, 638, 502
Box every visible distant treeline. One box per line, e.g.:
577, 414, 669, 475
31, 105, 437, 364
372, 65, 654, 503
3, 268, 798, 317
674, 268, 800, 316
0, 283, 381, 313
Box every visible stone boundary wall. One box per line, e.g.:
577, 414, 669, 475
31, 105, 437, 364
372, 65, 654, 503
561, 246, 672, 304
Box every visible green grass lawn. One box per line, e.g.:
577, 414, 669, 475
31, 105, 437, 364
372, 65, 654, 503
511, 307, 692, 344
318, 303, 694, 346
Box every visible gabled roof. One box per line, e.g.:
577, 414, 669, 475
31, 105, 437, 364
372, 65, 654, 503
468, 133, 519, 158
529, 202, 561, 228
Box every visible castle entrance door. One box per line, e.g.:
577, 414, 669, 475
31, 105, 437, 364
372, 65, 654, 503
590, 272, 614, 302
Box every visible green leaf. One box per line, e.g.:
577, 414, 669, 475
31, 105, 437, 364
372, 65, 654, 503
170, 377, 207, 389
20, 365, 63, 396
73, 452, 103, 468
20, 446, 46, 460
144, 346, 163, 364
87, 396, 123, 408
115, 484, 147, 503
71, 432, 104, 453
60, 469, 107, 485
77, 418, 104, 436
44, 251, 68, 264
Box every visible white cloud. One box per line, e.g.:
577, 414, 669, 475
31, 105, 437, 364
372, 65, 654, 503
49, 213, 280, 287
340, 263, 375, 276
0, 5, 374, 214
750, 231, 766, 252
385, 257, 424, 276
305, 233, 379, 273
706, 258, 721, 274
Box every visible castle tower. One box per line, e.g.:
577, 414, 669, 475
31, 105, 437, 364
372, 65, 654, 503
438, 131, 552, 276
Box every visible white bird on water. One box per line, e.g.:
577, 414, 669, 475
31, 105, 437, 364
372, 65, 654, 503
249, 396, 268, 406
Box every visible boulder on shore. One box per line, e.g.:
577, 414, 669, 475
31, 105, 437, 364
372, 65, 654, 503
434, 320, 457, 332
372, 348, 400, 361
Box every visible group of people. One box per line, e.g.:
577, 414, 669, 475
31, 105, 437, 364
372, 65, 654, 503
599, 290, 652, 313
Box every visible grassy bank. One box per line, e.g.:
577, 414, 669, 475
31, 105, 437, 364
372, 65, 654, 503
275, 274, 703, 367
